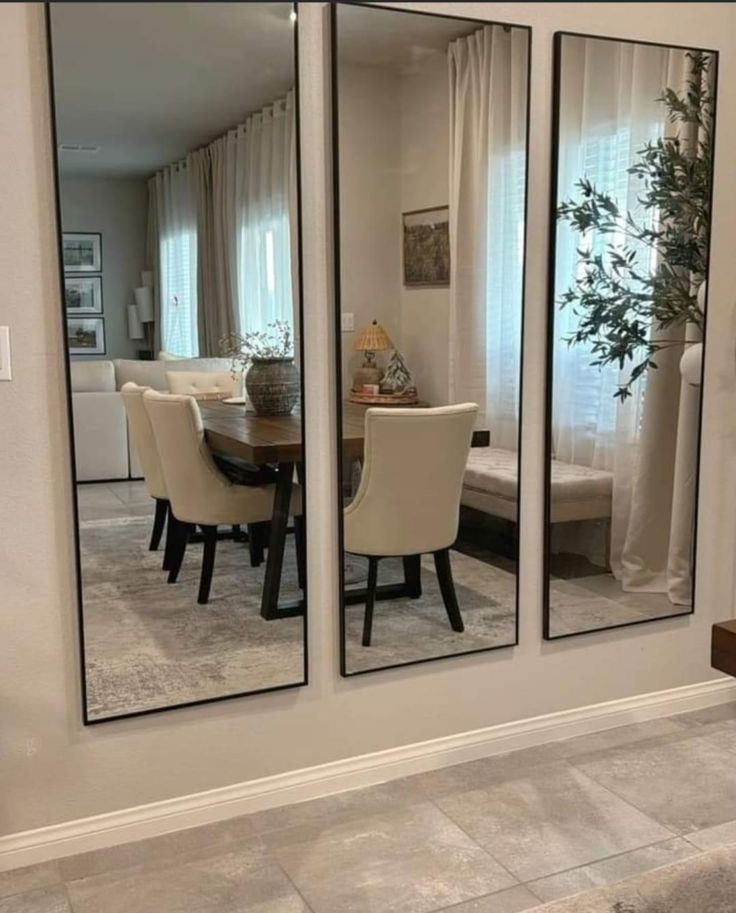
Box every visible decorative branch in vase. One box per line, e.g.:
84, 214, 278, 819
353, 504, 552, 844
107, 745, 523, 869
220, 320, 299, 415
556, 51, 714, 400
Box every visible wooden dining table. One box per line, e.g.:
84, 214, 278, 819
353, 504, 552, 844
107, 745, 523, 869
199, 400, 490, 621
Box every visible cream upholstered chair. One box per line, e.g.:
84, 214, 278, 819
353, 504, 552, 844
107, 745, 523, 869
143, 390, 301, 604
120, 382, 170, 562
166, 371, 239, 397
344, 403, 478, 646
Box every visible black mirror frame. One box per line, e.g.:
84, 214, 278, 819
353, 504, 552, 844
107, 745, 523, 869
543, 30, 720, 641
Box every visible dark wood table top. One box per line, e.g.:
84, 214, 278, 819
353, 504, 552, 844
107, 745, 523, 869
200, 401, 490, 465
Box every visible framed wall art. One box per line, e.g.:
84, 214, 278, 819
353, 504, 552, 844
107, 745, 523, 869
67, 317, 106, 355
64, 275, 103, 314
62, 232, 102, 273
402, 206, 450, 287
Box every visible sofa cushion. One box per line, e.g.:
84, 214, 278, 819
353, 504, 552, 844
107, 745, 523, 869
113, 357, 233, 391
70, 359, 116, 393
113, 359, 168, 391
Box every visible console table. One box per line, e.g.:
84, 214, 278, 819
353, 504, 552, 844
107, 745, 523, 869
712, 621, 736, 677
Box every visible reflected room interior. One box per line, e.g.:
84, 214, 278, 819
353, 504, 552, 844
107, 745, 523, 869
333, 5, 530, 674
546, 33, 716, 638
48, 1, 306, 722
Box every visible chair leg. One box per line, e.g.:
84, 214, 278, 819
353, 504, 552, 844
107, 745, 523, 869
361, 556, 380, 647
198, 525, 218, 605
433, 549, 464, 632
162, 507, 177, 571
247, 522, 265, 567
402, 554, 422, 599
294, 514, 306, 591
167, 521, 192, 584
149, 498, 168, 552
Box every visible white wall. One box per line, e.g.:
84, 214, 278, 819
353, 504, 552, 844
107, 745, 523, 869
1, 1, 736, 839
398, 49, 452, 406
60, 176, 147, 360
337, 62, 401, 394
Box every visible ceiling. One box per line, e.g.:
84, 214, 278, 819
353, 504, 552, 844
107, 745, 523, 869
336, 4, 484, 70
50, 2, 295, 179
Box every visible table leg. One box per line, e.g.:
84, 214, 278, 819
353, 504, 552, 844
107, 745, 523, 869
260, 461, 302, 620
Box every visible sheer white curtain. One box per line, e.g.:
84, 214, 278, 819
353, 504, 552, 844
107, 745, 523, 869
448, 25, 528, 449
554, 36, 700, 601
236, 91, 298, 339
151, 163, 198, 357
149, 91, 297, 357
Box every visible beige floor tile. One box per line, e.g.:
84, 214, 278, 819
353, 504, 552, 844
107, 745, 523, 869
59, 816, 257, 881
527, 838, 697, 903
249, 779, 427, 840
0, 864, 60, 902
0, 887, 70, 913
575, 730, 736, 834
435, 762, 671, 881
66, 844, 309, 913
271, 802, 516, 913
438, 885, 541, 913
551, 719, 689, 760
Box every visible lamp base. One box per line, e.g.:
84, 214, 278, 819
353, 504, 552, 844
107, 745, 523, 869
352, 364, 382, 392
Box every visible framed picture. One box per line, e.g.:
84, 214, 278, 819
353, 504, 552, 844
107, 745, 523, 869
402, 206, 450, 287
62, 232, 102, 273
67, 317, 105, 355
64, 276, 102, 314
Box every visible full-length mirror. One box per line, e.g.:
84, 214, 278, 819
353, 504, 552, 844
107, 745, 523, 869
333, 4, 530, 675
48, 2, 306, 722
545, 33, 717, 639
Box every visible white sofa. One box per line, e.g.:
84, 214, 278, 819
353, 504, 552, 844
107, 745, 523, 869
70, 357, 232, 482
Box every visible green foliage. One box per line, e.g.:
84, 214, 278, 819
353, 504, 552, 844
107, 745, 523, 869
556, 51, 714, 399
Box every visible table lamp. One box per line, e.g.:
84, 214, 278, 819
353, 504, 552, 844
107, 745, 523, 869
353, 320, 392, 391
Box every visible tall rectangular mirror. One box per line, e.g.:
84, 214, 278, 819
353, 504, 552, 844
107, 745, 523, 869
545, 32, 718, 639
48, 2, 307, 722
333, 3, 530, 675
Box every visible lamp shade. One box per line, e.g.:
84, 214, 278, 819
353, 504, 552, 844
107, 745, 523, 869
127, 303, 144, 340
680, 342, 703, 386
354, 320, 392, 352
141, 270, 154, 289
134, 286, 154, 323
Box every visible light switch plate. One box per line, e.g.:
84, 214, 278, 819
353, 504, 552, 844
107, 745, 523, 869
341, 312, 354, 333
0, 327, 10, 381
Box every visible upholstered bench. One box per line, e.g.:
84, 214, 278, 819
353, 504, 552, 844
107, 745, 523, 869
461, 447, 612, 524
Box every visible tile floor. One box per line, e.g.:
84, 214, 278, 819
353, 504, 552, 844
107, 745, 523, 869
3, 703, 736, 913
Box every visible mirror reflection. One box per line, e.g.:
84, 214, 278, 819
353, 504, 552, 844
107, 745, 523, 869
546, 33, 717, 638
334, 5, 530, 674
49, 2, 306, 721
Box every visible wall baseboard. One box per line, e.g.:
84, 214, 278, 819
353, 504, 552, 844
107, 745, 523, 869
2, 677, 734, 871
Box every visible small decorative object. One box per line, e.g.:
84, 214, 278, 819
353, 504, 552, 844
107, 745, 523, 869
64, 275, 102, 314
220, 320, 298, 415
67, 317, 105, 355
362, 384, 380, 395
352, 320, 392, 392
380, 349, 414, 394
133, 285, 155, 357
403, 206, 450, 287
62, 232, 101, 273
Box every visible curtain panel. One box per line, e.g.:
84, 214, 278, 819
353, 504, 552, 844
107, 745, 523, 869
448, 25, 528, 449
147, 91, 297, 358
